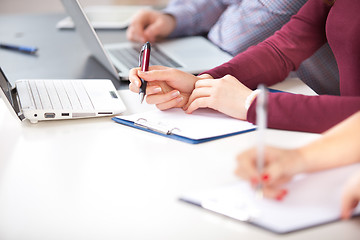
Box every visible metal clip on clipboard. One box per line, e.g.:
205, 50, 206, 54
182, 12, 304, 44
134, 118, 180, 135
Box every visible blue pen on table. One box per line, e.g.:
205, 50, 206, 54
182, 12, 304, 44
138, 42, 151, 103
0, 43, 38, 55
255, 84, 268, 199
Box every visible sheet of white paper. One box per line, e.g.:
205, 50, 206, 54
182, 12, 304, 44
180, 164, 360, 234
116, 108, 256, 140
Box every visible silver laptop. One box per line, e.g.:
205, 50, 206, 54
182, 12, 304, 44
0, 68, 126, 123
60, 0, 233, 80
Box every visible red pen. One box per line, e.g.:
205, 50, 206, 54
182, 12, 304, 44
138, 42, 151, 103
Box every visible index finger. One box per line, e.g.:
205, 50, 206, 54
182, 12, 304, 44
138, 67, 177, 82
129, 67, 141, 93
341, 191, 358, 219
340, 172, 360, 219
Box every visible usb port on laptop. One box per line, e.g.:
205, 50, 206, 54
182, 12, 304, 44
98, 112, 112, 115
44, 113, 55, 118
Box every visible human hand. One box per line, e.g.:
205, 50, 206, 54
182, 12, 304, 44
341, 170, 360, 219
183, 75, 253, 120
235, 146, 306, 200
129, 66, 202, 110
126, 9, 176, 43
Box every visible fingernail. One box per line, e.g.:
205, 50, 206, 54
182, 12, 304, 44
171, 91, 180, 98
136, 80, 141, 88
153, 87, 162, 93
176, 97, 183, 103
281, 189, 288, 195
276, 195, 284, 201
262, 174, 270, 182
276, 189, 288, 201
250, 177, 258, 185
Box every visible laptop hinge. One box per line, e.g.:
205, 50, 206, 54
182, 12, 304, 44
11, 87, 25, 121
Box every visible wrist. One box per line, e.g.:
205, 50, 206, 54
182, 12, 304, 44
245, 89, 261, 111
293, 147, 310, 174
197, 73, 213, 80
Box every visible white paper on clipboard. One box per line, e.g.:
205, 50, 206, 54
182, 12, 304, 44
180, 164, 360, 234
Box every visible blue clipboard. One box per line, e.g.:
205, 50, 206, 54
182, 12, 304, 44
112, 88, 284, 144
112, 116, 256, 144
112, 89, 282, 144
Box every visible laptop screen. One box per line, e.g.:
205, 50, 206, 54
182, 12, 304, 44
0, 68, 24, 120
0, 68, 14, 105
0, 68, 16, 107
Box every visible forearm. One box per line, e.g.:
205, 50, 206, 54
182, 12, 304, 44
203, 0, 329, 89
247, 93, 360, 133
299, 111, 360, 173
203, 44, 293, 90
163, 0, 227, 37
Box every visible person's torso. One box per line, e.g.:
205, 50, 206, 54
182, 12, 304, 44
326, 0, 360, 95
208, 0, 308, 55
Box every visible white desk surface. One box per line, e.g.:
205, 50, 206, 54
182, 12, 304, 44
0, 78, 359, 240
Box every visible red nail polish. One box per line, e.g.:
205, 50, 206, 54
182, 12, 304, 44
276, 194, 284, 201
281, 189, 288, 196
262, 174, 270, 182
276, 189, 288, 201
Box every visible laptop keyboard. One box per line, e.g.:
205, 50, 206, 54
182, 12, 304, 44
16, 80, 95, 110
108, 46, 183, 69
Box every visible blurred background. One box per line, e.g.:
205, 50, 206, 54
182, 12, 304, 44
0, 0, 169, 14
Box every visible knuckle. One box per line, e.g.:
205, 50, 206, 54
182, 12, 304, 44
129, 68, 136, 75
218, 77, 226, 84
128, 83, 135, 90
210, 88, 219, 98
195, 79, 203, 88
192, 88, 200, 95
194, 81, 200, 88
220, 75, 232, 83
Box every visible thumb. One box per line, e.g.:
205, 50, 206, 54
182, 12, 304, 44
261, 148, 301, 186
262, 161, 284, 185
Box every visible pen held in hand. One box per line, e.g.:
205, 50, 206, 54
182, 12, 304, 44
255, 84, 268, 199
138, 42, 151, 103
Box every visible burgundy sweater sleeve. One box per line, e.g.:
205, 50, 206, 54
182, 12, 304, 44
249, 93, 360, 133
202, 0, 360, 133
